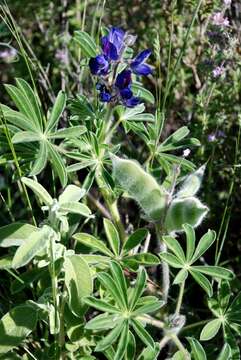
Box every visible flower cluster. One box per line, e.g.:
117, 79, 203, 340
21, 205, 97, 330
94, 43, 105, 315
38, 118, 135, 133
201, 2, 236, 80
89, 27, 152, 107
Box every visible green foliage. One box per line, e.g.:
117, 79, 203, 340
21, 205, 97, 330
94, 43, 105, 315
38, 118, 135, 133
160, 225, 234, 296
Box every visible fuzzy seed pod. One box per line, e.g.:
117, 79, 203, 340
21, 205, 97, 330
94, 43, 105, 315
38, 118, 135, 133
176, 165, 206, 199
165, 197, 208, 233
111, 155, 167, 221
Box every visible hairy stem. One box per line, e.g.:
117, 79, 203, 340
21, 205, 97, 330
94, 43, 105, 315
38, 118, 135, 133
156, 224, 170, 303
175, 280, 185, 315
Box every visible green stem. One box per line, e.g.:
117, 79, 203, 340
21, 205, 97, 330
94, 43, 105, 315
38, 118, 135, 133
175, 281, 185, 315
159, 0, 203, 138
137, 315, 164, 329
155, 223, 169, 303
215, 120, 241, 265
49, 236, 59, 359
0, 106, 37, 226
170, 334, 190, 360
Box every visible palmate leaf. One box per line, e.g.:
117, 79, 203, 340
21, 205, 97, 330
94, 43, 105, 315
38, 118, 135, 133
137, 343, 160, 360
4, 80, 86, 183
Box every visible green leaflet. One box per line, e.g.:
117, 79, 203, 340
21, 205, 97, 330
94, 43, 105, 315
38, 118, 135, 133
0, 305, 37, 354
64, 255, 93, 316
73, 31, 98, 58
0, 223, 38, 247
12, 225, 53, 269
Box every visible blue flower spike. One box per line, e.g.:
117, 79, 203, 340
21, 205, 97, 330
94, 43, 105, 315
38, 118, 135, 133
88, 26, 152, 107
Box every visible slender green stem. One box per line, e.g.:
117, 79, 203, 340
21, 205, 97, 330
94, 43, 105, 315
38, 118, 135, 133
156, 223, 169, 303
170, 334, 190, 360
49, 236, 59, 359
215, 120, 240, 265
137, 315, 164, 329
159, 0, 203, 138
0, 106, 37, 226
175, 281, 185, 315
181, 319, 211, 333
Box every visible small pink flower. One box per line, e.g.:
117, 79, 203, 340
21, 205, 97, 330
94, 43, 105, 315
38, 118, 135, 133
212, 66, 225, 78
223, 0, 231, 6
212, 12, 229, 27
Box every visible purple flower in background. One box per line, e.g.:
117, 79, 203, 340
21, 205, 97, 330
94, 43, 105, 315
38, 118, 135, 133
0, 47, 17, 61
223, 0, 231, 5
130, 49, 152, 75
212, 65, 225, 78
89, 55, 109, 75
208, 133, 216, 142
212, 12, 229, 27
101, 27, 125, 61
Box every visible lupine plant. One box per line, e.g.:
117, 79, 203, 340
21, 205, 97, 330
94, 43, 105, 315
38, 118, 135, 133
0, 3, 240, 360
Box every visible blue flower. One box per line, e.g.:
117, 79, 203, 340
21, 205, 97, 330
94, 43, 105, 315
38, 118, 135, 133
131, 49, 152, 75
101, 27, 125, 61
115, 69, 140, 107
89, 55, 109, 75
96, 83, 112, 102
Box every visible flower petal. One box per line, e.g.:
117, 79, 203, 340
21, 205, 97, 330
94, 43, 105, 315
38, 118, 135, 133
133, 49, 151, 65
89, 55, 109, 75
115, 70, 132, 89
131, 63, 152, 76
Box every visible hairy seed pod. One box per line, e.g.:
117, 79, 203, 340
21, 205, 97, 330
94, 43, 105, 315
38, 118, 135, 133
165, 197, 208, 233
176, 165, 206, 198
111, 155, 167, 221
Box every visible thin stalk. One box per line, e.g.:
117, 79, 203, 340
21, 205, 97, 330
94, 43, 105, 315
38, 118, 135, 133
156, 223, 169, 303
181, 319, 211, 332
49, 237, 59, 358
160, 0, 203, 137
137, 315, 164, 329
0, 106, 37, 226
175, 281, 185, 315
0, 191, 15, 222
215, 121, 240, 265
0, 6, 45, 127
170, 334, 190, 360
